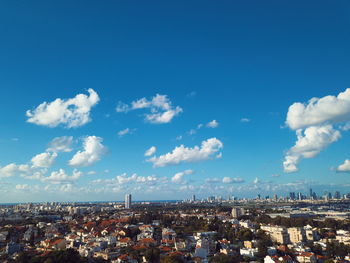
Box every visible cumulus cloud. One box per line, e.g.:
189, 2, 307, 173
284, 125, 341, 173
0, 164, 30, 178
69, 136, 107, 167
147, 137, 223, 167
207, 120, 219, 128
222, 177, 244, 184
286, 88, 350, 130
31, 152, 57, 168
47, 136, 73, 152
42, 169, 82, 184
144, 146, 157, 157
116, 94, 182, 124
284, 89, 350, 173
171, 169, 194, 183
336, 159, 350, 173
26, 89, 99, 128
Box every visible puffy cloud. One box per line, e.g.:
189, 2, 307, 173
0, 163, 30, 178
144, 146, 156, 157
222, 177, 244, 184
336, 159, 350, 173
42, 169, 82, 184
47, 136, 73, 152
26, 89, 99, 128
272, 174, 281, 177
69, 136, 107, 167
284, 89, 350, 173
286, 88, 350, 130
171, 169, 194, 183
207, 120, 219, 128
31, 152, 57, 168
284, 125, 341, 173
116, 94, 182, 124
147, 138, 223, 167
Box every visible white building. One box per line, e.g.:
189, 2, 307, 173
125, 194, 131, 209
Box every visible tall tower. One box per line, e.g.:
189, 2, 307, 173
125, 194, 131, 209
192, 194, 196, 202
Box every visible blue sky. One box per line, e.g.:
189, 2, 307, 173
0, 0, 350, 202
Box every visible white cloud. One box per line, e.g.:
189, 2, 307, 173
42, 169, 82, 184
207, 120, 219, 128
222, 177, 244, 184
91, 173, 160, 186
144, 146, 156, 157
116, 94, 182, 124
47, 136, 73, 152
0, 163, 30, 178
240, 118, 250, 123
272, 174, 281, 177
284, 89, 350, 173
26, 89, 99, 128
118, 128, 134, 137
253, 177, 259, 184
147, 137, 223, 167
283, 125, 341, 173
336, 159, 350, 173
31, 152, 57, 168
69, 136, 107, 167
117, 173, 158, 184
172, 169, 194, 183
286, 88, 350, 130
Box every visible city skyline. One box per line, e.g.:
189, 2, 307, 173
1, 1, 350, 202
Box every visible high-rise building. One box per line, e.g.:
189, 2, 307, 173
309, 188, 313, 199
192, 194, 196, 202
289, 192, 296, 200
334, 191, 341, 199
125, 194, 131, 209
231, 207, 245, 218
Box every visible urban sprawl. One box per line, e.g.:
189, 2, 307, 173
1, 190, 350, 263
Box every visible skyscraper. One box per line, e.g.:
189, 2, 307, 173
191, 194, 196, 202
125, 194, 131, 209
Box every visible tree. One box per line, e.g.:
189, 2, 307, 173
210, 254, 239, 263
144, 247, 160, 262
160, 254, 185, 263
237, 228, 253, 241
